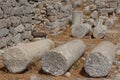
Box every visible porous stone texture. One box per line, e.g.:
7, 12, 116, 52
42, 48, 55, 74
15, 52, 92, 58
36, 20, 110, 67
93, 25, 107, 39
2, 39, 55, 73
42, 39, 86, 76
72, 23, 91, 38
84, 41, 116, 77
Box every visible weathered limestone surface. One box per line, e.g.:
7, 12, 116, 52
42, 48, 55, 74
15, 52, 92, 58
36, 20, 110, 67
2, 39, 55, 73
84, 41, 116, 77
42, 39, 86, 76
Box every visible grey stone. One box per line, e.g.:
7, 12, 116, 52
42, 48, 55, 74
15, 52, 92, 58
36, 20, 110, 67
72, 23, 91, 38
0, 0, 75, 47
6, 0, 18, 7
7, 34, 14, 46
93, 25, 107, 39
10, 6, 21, 16
42, 40, 86, 76
0, 28, 9, 38
9, 27, 16, 35
72, 0, 83, 8
54, 2, 63, 12
24, 23, 33, 31
109, 2, 117, 8
1, 4, 12, 15
65, 5, 73, 13
2, 39, 54, 73
106, 8, 115, 13
15, 24, 25, 33
72, 11, 83, 25
5, 17, 12, 27
83, 6, 91, 15
65, 72, 71, 77
21, 31, 33, 40
18, 0, 29, 5
99, 9, 108, 17
84, 41, 116, 77
50, 21, 62, 28
90, 11, 98, 19
46, 4, 56, 16
0, 8, 3, 19
12, 33, 22, 44
0, 19, 7, 29
0, 0, 3, 3
63, 5, 73, 15
116, 43, 120, 55
21, 16, 32, 23
10, 16, 21, 27
0, 50, 4, 55
11, 6, 35, 16
105, 18, 114, 28
86, 18, 95, 26
0, 37, 8, 48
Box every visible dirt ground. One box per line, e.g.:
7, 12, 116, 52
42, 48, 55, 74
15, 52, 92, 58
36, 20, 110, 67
0, 2, 120, 80
0, 23, 120, 80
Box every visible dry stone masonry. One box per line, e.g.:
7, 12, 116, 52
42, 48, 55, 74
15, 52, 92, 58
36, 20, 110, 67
0, 0, 39, 48
0, 0, 120, 79
0, 0, 76, 48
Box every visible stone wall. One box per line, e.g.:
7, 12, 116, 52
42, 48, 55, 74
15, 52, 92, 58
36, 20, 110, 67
95, 0, 120, 8
0, 0, 39, 48
86, 0, 120, 16
0, 0, 75, 48
2, 0, 119, 48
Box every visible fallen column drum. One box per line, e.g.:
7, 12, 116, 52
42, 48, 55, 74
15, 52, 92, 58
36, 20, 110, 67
42, 39, 86, 76
84, 41, 116, 77
2, 39, 55, 73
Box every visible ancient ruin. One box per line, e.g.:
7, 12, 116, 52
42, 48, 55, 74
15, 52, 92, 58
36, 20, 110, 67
0, 0, 119, 80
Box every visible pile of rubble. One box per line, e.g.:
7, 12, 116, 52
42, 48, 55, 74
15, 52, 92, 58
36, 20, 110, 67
1, 0, 120, 79
71, 0, 120, 39
0, 0, 39, 48
85, 0, 120, 16
0, 0, 76, 48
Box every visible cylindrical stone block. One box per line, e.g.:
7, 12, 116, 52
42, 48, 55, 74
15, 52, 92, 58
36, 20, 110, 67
105, 18, 114, 28
93, 25, 107, 39
71, 23, 92, 38
84, 41, 116, 77
72, 11, 83, 25
2, 39, 55, 73
42, 39, 86, 76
